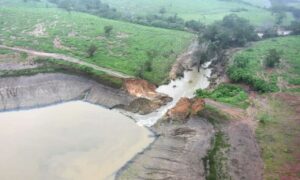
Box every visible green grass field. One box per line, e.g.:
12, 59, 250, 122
101, 0, 292, 26
0, 7, 193, 84
232, 36, 300, 88
0, 0, 53, 8
242, 0, 271, 7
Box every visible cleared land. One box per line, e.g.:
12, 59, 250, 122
0, 7, 193, 84
101, 0, 293, 25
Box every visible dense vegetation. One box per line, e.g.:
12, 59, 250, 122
48, 0, 122, 19
202, 14, 258, 49
228, 56, 278, 92
196, 84, 249, 108
194, 14, 258, 70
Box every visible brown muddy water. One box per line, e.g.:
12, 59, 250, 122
133, 62, 212, 126
0, 101, 154, 180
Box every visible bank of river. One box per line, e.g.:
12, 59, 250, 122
0, 101, 154, 180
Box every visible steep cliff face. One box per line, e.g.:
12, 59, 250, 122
169, 41, 198, 80
122, 78, 172, 114
163, 97, 205, 122
0, 73, 134, 111
123, 78, 158, 99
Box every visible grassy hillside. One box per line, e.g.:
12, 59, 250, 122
231, 36, 300, 91
0, 0, 53, 7
0, 7, 193, 84
101, 0, 292, 26
242, 0, 271, 7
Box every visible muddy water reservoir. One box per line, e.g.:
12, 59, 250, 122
0, 101, 154, 180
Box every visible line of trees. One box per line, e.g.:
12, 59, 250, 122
46, 0, 204, 31
193, 14, 258, 70
48, 0, 121, 18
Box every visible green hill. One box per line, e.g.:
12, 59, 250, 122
231, 35, 300, 92
101, 0, 293, 26
0, 6, 193, 84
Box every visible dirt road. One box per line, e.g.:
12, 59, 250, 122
0, 45, 133, 79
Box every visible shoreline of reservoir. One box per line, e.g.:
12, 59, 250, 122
0, 101, 155, 180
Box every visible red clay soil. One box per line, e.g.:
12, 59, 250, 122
165, 97, 205, 122
123, 78, 158, 99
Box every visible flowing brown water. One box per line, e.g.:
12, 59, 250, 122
134, 62, 212, 126
0, 101, 154, 180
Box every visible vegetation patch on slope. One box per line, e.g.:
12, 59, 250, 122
228, 36, 300, 92
196, 84, 249, 109
203, 131, 230, 180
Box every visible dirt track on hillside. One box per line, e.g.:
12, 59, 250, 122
0, 45, 132, 79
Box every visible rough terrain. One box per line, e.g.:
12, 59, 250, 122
169, 41, 198, 79
206, 99, 264, 180
117, 96, 264, 180
117, 117, 215, 180
121, 78, 172, 115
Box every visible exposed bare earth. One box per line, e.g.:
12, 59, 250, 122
0, 73, 134, 111
207, 99, 264, 180
0, 45, 132, 78
117, 118, 215, 180
117, 98, 264, 180
169, 41, 198, 79
275, 93, 300, 180
0, 53, 39, 70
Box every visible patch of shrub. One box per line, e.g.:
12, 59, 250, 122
264, 49, 281, 68
196, 83, 249, 108
227, 56, 278, 93
258, 113, 273, 125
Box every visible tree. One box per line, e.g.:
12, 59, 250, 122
264, 49, 281, 68
159, 7, 166, 15
87, 44, 98, 57
185, 20, 205, 32
203, 14, 257, 49
104, 25, 113, 37
144, 50, 157, 72
57, 0, 73, 13
290, 21, 300, 35
275, 11, 287, 26
193, 42, 211, 72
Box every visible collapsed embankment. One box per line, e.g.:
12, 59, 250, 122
117, 98, 264, 180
